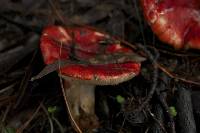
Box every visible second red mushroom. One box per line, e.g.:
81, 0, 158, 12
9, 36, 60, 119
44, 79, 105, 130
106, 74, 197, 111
141, 0, 200, 49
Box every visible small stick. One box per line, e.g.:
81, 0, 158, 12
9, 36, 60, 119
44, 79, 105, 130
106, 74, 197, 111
175, 85, 197, 133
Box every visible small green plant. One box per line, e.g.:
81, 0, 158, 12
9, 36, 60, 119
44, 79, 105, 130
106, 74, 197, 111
2, 127, 16, 133
169, 106, 177, 117
116, 95, 125, 104
48, 106, 57, 114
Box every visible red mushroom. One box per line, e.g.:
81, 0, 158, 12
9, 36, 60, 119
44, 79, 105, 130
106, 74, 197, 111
40, 25, 142, 130
141, 0, 200, 49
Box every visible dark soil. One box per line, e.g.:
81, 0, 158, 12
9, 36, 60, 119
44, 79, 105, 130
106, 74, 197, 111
0, 0, 199, 133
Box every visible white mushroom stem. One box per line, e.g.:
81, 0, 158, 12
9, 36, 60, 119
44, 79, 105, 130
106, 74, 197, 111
63, 79, 96, 121
60, 70, 138, 129
61, 71, 137, 120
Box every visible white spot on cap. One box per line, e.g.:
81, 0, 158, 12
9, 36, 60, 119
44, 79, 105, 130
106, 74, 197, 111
58, 26, 71, 42
43, 33, 48, 36
158, 16, 167, 27
94, 32, 105, 37
115, 44, 122, 49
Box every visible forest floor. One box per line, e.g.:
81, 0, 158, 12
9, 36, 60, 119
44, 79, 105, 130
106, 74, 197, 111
0, 0, 199, 133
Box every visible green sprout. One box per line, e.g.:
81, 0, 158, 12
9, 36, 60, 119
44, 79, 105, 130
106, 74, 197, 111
116, 95, 125, 104
48, 106, 57, 114
2, 127, 16, 133
169, 106, 177, 117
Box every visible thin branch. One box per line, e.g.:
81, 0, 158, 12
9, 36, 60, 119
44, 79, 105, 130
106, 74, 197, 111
58, 42, 83, 133
41, 104, 54, 133
14, 50, 38, 109
16, 103, 42, 133
148, 110, 168, 133
52, 116, 65, 133
48, 0, 66, 24
156, 63, 200, 86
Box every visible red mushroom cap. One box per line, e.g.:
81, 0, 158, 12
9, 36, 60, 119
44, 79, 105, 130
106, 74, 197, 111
40, 25, 141, 85
141, 0, 200, 49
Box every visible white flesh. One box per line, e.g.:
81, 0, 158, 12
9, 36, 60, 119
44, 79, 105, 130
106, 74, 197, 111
63, 80, 95, 120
